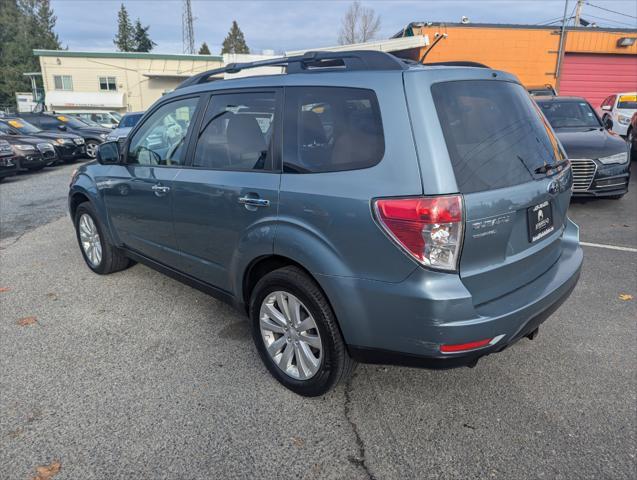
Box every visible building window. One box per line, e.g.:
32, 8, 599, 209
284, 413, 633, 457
99, 76, 117, 91
53, 75, 73, 91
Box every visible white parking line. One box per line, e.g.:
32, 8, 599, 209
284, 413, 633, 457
580, 241, 637, 253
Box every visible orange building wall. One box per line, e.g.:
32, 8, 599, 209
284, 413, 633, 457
411, 25, 637, 88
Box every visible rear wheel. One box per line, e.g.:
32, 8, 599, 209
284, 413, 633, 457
249, 266, 355, 396
74, 202, 131, 274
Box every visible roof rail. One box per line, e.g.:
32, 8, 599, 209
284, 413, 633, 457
175, 50, 407, 90
423, 61, 490, 68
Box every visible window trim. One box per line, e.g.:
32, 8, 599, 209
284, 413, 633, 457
98, 76, 117, 92
123, 94, 203, 168
53, 75, 73, 91
281, 85, 385, 174
184, 87, 283, 173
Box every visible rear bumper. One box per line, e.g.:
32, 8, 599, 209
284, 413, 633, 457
318, 218, 583, 368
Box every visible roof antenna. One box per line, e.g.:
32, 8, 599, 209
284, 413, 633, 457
419, 33, 448, 64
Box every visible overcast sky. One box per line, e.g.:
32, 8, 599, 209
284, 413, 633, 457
50, 0, 637, 54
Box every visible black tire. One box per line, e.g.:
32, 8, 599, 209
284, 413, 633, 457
74, 202, 131, 274
249, 266, 356, 396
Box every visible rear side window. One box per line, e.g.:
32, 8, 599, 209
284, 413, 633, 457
283, 87, 384, 173
193, 92, 276, 171
432, 80, 566, 194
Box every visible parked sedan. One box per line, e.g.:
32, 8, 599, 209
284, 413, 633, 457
0, 139, 19, 182
537, 96, 630, 199
0, 117, 86, 164
0, 134, 57, 171
18, 113, 110, 159
106, 111, 144, 142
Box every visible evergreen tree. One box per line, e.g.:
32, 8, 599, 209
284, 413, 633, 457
132, 19, 156, 52
0, 0, 61, 109
198, 42, 211, 55
113, 3, 134, 52
221, 21, 249, 54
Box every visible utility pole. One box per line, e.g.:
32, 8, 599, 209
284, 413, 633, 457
554, 0, 570, 89
574, 0, 584, 26
182, 0, 195, 54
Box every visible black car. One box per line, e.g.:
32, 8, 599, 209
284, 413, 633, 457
18, 113, 110, 159
537, 96, 630, 199
0, 139, 19, 182
0, 117, 86, 164
0, 134, 57, 171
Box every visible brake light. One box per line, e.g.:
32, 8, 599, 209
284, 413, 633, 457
373, 195, 463, 271
440, 334, 505, 354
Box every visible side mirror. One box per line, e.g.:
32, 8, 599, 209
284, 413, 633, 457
57, 124, 67, 131
603, 116, 613, 130
601, 105, 611, 111
96, 141, 120, 165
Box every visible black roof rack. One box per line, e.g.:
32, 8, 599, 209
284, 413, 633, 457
423, 61, 490, 68
175, 50, 407, 90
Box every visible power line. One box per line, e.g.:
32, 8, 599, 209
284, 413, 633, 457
583, 13, 637, 28
585, 2, 637, 20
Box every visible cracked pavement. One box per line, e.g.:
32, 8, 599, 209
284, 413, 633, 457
1, 164, 636, 479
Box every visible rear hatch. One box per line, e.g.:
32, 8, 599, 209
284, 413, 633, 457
430, 78, 572, 305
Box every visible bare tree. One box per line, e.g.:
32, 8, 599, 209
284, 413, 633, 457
338, 1, 381, 45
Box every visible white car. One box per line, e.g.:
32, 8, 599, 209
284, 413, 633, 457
598, 92, 637, 137
63, 110, 122, 129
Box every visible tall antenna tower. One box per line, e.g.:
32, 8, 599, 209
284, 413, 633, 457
182, 0, 195, 54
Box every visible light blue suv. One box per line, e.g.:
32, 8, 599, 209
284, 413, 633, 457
69, 51, 582, 396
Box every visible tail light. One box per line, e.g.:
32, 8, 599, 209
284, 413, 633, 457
373, 195, 464, 271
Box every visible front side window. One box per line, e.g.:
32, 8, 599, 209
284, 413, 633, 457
53, 75, 73, 91
193, 92, 276, 171
283, 87, 384, 173
432, 80, 566, 194
539, 100, 601, 129
127, 97, 199, 167
99, 76, 117, 91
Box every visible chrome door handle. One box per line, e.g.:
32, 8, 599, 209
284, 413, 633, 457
151, 184, 170, 194
238, 196, 270, 207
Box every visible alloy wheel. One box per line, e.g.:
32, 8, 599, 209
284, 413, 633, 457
86, 142, 98, 159
78, 213, 102, 267
259, 291, 323, 380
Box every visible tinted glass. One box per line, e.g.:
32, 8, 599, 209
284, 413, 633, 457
283, 87, 384, 173
0, 123, 12, 134
38, 116, 62, 129
193, 92, 276, 170
617, 94, 637, 109
432, 80, 566, 194
127, 97, 198, 167
6, 119, 41, 134
539, 100, 601, 128
119, 113, 143, 128
55, 115, 87, 128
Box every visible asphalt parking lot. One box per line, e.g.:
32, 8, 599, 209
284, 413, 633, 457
1, 163, 635, 479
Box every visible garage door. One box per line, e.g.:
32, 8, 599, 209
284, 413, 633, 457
559, 53, 637, 108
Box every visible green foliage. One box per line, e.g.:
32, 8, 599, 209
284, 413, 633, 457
198, 42, 211, 55
113, 3, 134, 52
221, 21, 249, 54
132, 19, 156, 52
0, 0, 61, 109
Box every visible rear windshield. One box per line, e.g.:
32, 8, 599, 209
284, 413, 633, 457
432, 80, 566, 193
539, 100, 601, 129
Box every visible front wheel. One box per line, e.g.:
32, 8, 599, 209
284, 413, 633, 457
85, 140, 100, 159
249, 266, 355, 396
74, 202, 131, 274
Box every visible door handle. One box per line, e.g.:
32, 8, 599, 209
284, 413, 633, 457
238, 196, 270, 208
151, 184, 170, 195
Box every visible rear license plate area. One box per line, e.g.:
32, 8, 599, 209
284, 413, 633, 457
527, 200, 554, 243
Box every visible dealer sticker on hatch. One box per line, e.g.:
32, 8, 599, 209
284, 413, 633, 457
527, 200, 554, 243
